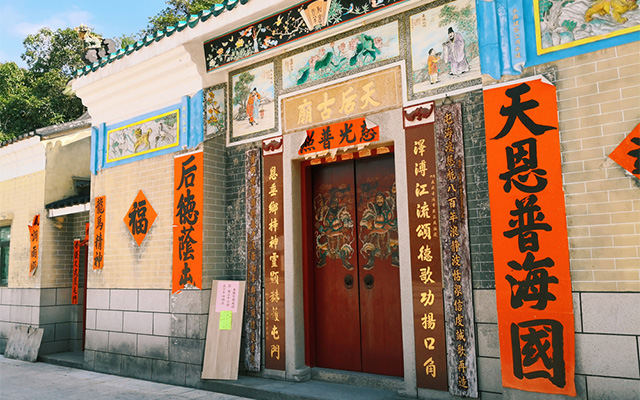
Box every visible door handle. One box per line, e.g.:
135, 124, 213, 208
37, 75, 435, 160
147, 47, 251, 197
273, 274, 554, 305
364, 274, 374, 289
344, 274, 354, 289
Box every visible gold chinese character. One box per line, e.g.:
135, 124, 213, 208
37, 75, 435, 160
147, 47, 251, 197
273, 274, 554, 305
446, 154, 455, 167
414, 139, 426, 156
457, 359, 467, 373
272, 306, 280, 321
444, 112, 453, 125
416, 223, 432, 240
456, 328, 466, 341
449, 210, 458, 223
423, 357, 436, 378
269, 235, 279, 249
445, 141, 454, 153
298, 98, 313, 125
269, 182, 278, 197
269, 218, 279, 232
271, 324, 280, 340
415, 183, 429, 197
421, 312, 436, 330
269, 166, 278, 181
270, 344, 280, 360
457, 343, 466, 358
449, 225, 459, 238
446, 169, 456, 181
454, 283, 462, 297
360, 82, 381, 109
270, 271, 279, 285
420, 267, 435, 284
458, 374, 469, 389
268, 289, 280, 303
455, 312, 464, 327
317, 92, 336, 120
447, 197, 457, 208
417, 245, 433, 262
416, 202, 430, 219
269, 201, 279, 215
270, 252, 279, 268
424, 337, 435, 350
338, 87, 357, 115
415, 160, 427, 177
451, 253, 461, 267
420, 290, 435, 306
444, 126, 453, 139
453, 269, 461, 282
454, 299, 464, 312
451, 239, 460, 253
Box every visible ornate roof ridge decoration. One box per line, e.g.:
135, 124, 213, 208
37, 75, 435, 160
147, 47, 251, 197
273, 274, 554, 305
72, 0, 251, 78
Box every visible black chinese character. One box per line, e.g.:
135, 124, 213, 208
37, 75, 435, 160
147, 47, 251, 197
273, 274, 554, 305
176, 189, 199, 225
359, 120, 376, 142
96, 197, 105, 213
503, 194, 551, 253
128, 200, 149, 235
499, 138, 548, 193
511, 319, 566, 388
506, 252, 557, 310
319, 126, 333, 150
299, 131, 316, 154
179, 262, 194, 286
339, 122, 355, 144
177, 155, 197, 190
179, 225, 197, 261
93, 253, 103, 269
629, 137, 640, 174
493, 83, 556, 140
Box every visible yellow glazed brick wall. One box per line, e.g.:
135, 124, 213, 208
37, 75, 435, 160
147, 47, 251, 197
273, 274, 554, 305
90, 153, 175, 289
0, 171, 45, 288
551, 41, 640, 292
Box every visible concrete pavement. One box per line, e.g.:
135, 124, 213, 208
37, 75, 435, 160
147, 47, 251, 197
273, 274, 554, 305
0, 355, 252, 400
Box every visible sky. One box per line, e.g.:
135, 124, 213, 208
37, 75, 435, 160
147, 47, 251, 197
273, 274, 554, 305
0, 0, 168, 68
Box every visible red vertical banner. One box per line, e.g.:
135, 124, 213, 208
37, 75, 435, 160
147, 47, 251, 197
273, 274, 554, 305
93, 196, 106, 270
173, 151, 204, 294
72, 240, 80, 305
403, 102, 448, 391
28, 215, 40, 276
483, 76, 575, 396
263, 136, 285, 371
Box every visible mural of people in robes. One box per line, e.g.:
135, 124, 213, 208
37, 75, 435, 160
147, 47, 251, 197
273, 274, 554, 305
443, 26, 469, 76
246, 88, 262, 126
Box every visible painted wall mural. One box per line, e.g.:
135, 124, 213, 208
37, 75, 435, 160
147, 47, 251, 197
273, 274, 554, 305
535, 0, 640, 54
410, 0, 480, 94
107, 110, 179, 162
230, 63, 276, 140
282, 21, 400, 90
204, 0, 410, 71
204, 84, 227, 137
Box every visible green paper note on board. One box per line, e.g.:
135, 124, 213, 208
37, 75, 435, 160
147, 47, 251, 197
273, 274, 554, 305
219, 311, 232, 330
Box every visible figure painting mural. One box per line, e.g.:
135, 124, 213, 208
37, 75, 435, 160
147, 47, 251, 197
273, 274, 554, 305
535, 0, 640, 54
231, 63, 275, 140
314, 187, 355, 270
282, 22, 400, 90
359, 183, 399, 269
204, 85, 226, 137
107, 110, 179, 162
410, 0, 480, 93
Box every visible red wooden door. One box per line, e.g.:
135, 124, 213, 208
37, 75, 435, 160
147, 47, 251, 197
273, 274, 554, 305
311, 154, 403, 376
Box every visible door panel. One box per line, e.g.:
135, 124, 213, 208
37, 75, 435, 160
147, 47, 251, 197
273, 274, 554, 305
312, 161, 361, 371
311, 154, 403, 377
355, 154, 403, 377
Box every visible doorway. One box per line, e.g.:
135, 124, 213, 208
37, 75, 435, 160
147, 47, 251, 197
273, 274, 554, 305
306, 153, 403, 377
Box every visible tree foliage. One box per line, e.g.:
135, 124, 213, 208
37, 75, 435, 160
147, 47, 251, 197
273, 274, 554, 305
141, 0, 224, 37
21, 27, 86, 78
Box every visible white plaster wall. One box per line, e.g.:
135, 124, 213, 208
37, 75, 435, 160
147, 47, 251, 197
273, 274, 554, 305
0, 137, 45, 182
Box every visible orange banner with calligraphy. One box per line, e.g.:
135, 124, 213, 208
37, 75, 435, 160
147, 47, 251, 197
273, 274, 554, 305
263, 136, 285, 370
28, 215, 40, 276
173, 151, 204, 294
93, 196, 106, 269
298, 117, 379, 155
483, 76, 575, 396
403, 102, 448, 391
